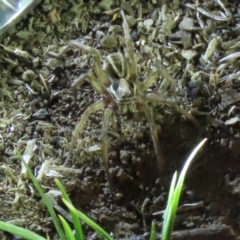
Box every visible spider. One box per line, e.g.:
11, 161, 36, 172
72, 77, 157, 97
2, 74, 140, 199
59, 10, 199, 183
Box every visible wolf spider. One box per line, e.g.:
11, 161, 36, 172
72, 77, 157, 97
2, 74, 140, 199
61, 10, 198, 183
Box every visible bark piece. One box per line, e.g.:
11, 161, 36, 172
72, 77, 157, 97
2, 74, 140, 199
171, 225, 236, 240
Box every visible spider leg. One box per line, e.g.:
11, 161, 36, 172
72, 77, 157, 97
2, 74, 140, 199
101, 108, 114, 185
141, 102, 165, 172
64, 99, 106, 165
70, 41, 111, 86
121, 10, 137, 81
156, 66, 177, 97
146, 93, 202, 131
141, 67, 177, 99
71, 73, 105, 101
141, 71, 160, 91
48, 45, 73, 58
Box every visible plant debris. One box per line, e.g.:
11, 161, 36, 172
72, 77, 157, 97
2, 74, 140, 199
0, 0, 240, 239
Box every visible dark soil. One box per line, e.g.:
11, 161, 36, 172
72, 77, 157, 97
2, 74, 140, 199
0, 0, 240, 239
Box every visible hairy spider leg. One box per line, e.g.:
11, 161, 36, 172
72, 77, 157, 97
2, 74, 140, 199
121, 10, 138, 81
141, 67, 177, 98
140, 71, 160, 91
100, 108, 114, 185
141, 101, 165, 171
65, 99, 106, 165
105, 53, 126, 79
71, 73, 106, 101
156, 67, 177, 97
146, 93, 202, 131
70, 41, 111, 86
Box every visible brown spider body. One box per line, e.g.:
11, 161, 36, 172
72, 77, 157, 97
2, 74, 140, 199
58, 10, 199, 186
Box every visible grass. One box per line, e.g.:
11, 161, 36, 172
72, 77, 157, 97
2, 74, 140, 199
150, 138, 207, 240
0, 139, 207, 239
0, 150, 112, 240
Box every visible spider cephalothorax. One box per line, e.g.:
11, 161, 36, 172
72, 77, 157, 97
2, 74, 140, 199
56, 10, 198, 185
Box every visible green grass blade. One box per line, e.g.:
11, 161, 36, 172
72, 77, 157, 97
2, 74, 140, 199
176, 138, 208, 193
59, 215, 76, 240
162, 171, 177, 237
0, 221, 47, 240
16, 151, 66, 240
149, 221, 156, 240
161, 138, 207, 240
170, 138, 207, 231
62, 199, 113, 240
55, 178, 84, 240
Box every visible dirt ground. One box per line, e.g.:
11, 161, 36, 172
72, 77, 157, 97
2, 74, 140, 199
1, 0, 240, 239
